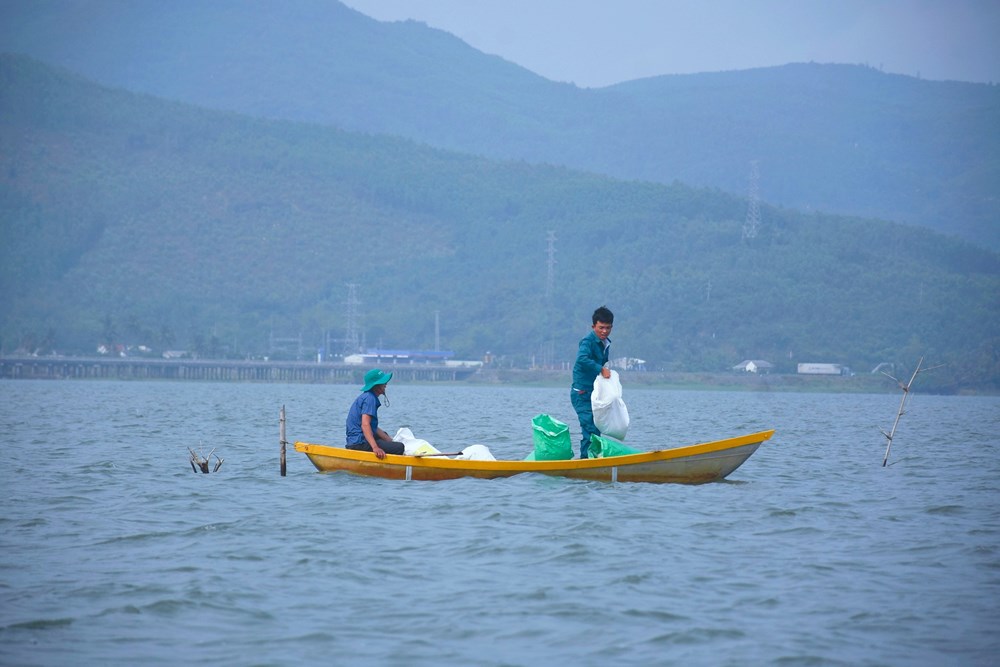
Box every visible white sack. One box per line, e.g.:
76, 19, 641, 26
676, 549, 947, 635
591, 370, 630, 440
393, 427, 440, 456
454, 444, 497, 461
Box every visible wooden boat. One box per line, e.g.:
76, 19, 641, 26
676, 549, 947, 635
294, 429, 774, 484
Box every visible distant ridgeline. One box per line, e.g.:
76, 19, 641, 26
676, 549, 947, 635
0, 2, 997, 249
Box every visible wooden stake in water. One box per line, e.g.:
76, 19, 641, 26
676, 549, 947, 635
280, 404, 287, 477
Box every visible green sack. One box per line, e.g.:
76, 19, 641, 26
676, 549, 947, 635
531, 414, 574, 461
589, 434, 642, 458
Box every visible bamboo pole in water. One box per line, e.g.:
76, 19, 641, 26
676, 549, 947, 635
280, 405, 287, 477
879, 357, 941, 467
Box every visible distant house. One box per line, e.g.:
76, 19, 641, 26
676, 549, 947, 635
733, 359, 773, 374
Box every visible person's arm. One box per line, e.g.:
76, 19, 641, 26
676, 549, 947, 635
361, 413, 386, 459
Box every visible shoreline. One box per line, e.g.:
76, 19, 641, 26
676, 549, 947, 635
1, 355, 987, 395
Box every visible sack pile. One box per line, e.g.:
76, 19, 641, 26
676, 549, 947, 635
393, 427, 495, 460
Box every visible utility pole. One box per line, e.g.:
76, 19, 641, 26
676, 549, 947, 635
742, 160, 761, 241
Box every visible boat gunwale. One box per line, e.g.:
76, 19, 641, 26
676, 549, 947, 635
294, 429, 774, 472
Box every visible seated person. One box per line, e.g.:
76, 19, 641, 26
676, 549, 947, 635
345, 368, 405, 459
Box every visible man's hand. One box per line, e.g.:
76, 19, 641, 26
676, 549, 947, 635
372, 444, 386, 459
601, 367, 611, 379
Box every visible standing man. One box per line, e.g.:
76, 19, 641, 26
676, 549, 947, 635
346, 368, 405, 459
571, 305, 613, 459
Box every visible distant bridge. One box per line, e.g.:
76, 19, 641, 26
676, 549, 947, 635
0, 356, 480, 384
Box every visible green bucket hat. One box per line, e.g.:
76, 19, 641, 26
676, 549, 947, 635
361, 368, 393, 392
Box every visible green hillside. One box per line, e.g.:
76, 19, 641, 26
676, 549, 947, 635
0, 0, 997, 250
1, 55, 998, 391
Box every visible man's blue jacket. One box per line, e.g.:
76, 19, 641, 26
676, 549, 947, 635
572, 330, 610, 391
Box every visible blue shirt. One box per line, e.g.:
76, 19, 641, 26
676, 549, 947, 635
572, 330, 610, 392
346, 391, 380, 445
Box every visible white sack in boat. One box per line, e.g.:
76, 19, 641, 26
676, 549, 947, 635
591, 370, 630, 440
393, 427, 440, 456
454, 444, 496, 461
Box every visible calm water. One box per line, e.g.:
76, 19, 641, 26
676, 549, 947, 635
1, 379, 998, 666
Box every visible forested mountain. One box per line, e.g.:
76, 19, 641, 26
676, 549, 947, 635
2, 55, 998, 391
0, 0, 997, 250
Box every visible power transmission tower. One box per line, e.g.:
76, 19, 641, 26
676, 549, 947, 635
543, 231, 557, 367
545, 231, 557, 300
742, 160, 761, 241
344, 283, 360, 355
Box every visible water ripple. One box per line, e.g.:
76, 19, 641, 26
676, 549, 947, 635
1, 381, 998, 666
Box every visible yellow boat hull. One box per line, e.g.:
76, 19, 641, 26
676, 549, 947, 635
295, 429, 774, 484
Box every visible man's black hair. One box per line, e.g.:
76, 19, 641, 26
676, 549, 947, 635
592, 305, 614, 325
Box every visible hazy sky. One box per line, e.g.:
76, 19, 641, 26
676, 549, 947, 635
342, 0, 1000, 88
